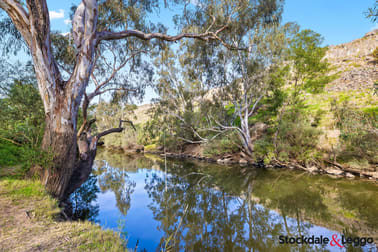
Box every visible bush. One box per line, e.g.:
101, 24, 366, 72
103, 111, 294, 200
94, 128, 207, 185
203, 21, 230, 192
0, 140, 53, 178
253, 137, 275, 163
0, 81, 45, 148
331, 100, 378, 165
0, 140, 21, 166
372, 46, 378, 62
274, 107, 322, 164
203, 132, 240, 157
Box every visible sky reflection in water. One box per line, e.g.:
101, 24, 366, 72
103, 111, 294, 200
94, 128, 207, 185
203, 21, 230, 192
71, 150, 378, 252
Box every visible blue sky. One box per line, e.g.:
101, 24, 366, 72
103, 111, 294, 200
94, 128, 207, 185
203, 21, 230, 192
282, 0, 377, 45
47, 0, 377, 46
24, 0, 378, 103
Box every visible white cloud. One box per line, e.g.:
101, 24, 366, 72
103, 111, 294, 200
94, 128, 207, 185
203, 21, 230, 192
64, 19, 72, 25
49, 9, 64, 20
60, 32, 70, 36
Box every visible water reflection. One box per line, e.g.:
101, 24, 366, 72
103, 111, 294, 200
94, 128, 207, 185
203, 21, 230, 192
76, 150, 378, 251
144, 162, 329, 251
69, 174, 99, 222
95, 160, 136, 215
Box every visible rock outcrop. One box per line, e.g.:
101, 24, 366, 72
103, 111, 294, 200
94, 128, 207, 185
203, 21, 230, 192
325, 29, 377, 91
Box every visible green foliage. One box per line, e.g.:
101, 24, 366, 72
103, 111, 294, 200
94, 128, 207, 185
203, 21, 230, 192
139, 119, 161, 146
0, 140, 53, 178
274, 104, 322, 163
94, 101, 138, 148
203, 132, 240, 157
289, 29, 332, 94
0, 140, 20, 166
0, 80, 51, 177
144, 144, 158, 152
252, 136, 275, 163
0, 80, 44, 148
372, 46, 378, 62
331, 100, 378, 165
364, 2, 378, 23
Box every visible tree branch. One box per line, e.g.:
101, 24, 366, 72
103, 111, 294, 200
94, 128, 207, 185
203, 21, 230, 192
96, 27, 243, 50
95, 119, 136, 140
0, 0, 31, 45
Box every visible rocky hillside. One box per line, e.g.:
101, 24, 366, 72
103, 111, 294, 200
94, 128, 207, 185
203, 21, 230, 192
325, 29, 377, 91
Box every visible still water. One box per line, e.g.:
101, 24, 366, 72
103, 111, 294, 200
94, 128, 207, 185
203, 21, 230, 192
70, 149, 378, 251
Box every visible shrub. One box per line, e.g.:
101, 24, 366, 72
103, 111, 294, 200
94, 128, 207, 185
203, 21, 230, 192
203, 132, 240, 157
274, 107, 322, 164
372, 46, 378, 62
331, 100, 378, 165
0, 140, 53, 178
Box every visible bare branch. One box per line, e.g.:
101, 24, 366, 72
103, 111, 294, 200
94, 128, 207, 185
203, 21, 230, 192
94, 50, 146, 93
96, 27, 244, 50
248, 95, 263, 117
96, 119, 136, 140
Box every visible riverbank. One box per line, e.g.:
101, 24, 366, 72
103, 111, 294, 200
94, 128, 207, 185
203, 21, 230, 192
152, 150, 378, 181
134, 144, 378, 181
0, 178, 127, 251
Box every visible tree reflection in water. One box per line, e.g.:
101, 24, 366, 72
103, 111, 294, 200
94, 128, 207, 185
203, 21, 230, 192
69, 174, 100, 221
143, 160, 332, 251
95, 160, 136, 216
75, 152, 378, 251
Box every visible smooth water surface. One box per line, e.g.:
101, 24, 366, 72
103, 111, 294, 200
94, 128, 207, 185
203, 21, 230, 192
71, 149, 378, 251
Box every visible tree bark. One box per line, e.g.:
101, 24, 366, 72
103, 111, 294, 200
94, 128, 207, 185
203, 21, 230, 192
0, 0, 236, 201
41, 116, 77, 199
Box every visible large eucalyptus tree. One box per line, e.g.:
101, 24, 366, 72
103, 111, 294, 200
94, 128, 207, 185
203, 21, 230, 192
0, 0, 283, 200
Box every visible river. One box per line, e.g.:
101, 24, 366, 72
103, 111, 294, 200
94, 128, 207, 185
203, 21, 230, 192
69, 149, 378, 251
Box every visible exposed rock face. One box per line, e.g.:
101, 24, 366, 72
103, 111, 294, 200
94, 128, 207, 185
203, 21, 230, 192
325, 29, 377, 92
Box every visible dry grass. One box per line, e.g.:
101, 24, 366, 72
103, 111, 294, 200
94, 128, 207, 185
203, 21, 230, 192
0, 179, 127, 252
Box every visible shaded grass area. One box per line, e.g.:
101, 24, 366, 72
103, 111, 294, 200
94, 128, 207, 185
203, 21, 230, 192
0, 177, 127, 251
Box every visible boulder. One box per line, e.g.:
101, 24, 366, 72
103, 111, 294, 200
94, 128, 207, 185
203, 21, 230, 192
345, 172, 355, 178
307, 166, 319, 173
217, 158, 234, 164
325, 168, 343, 176
239, 159, 248, 165
364, 172, 378, 179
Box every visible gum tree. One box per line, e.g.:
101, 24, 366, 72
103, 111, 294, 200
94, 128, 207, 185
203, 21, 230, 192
0, 0, 283, 200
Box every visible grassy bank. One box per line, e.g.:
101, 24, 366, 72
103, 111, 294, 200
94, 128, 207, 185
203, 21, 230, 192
0, 160, 127, 251
0, 178, 126, 251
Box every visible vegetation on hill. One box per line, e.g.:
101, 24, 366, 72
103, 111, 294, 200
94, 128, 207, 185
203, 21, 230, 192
96, 30, 377, 172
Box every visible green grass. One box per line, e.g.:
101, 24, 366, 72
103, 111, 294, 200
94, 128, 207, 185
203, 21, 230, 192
144, 143, 158, 151
1, 179, 46, 197
0, 178, 61, 221
0, 178, 128, 251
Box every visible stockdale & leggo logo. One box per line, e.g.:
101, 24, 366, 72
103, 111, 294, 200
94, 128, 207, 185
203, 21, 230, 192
279, 234, 375, 248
